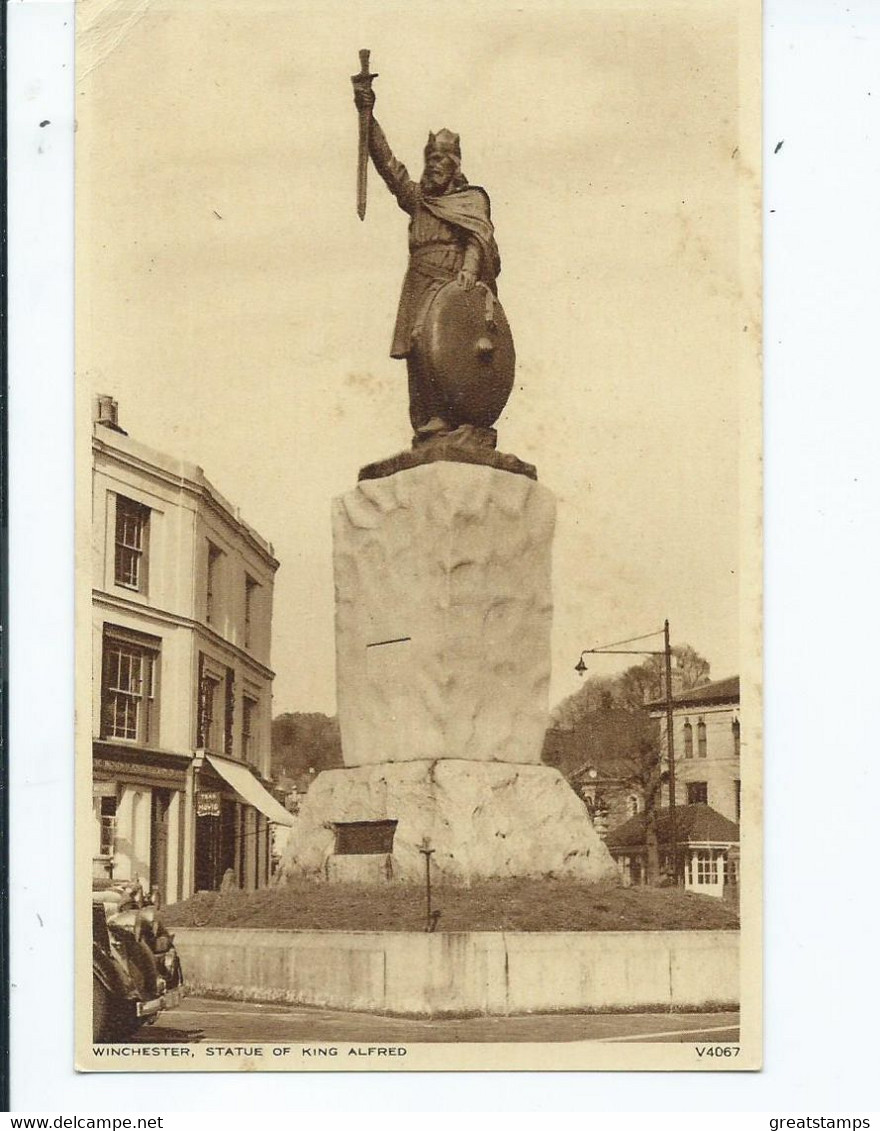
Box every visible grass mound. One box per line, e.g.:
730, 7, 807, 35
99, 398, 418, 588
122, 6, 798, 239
165, 878, 739, 932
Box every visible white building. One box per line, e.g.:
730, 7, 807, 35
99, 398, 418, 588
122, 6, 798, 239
91, 396, 292, 903
651, 675, 741, 823
606, 804, 740, 898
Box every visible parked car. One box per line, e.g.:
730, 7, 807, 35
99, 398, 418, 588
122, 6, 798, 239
92, 881, 184, 1043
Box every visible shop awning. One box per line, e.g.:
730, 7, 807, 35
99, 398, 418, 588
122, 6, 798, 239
205, 755, 295, 826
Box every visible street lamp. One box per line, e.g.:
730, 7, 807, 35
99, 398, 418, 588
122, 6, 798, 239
418, 837, 440, 932
575, 620, 679, 883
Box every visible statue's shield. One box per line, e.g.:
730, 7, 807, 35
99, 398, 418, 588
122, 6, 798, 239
413, 281, 516, 428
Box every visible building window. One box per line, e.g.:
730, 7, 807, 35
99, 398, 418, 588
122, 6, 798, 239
687, 781, 708, 805
99, 795, 117, 857
224, 669, 235, 756
693, 850, 718, 884
734, 779, 742, 823
697, 717, 707, 758
732, 717, 741, 757
627, 794, 641, 817
683, 720, 693, 759
198, 653, 223, 752
242, 695, 258, 764
244, 575, 259, 649
101, 629, 160, 744
114, 496, 150, 592
200, 677, 221, 751
206, 542, 222, 625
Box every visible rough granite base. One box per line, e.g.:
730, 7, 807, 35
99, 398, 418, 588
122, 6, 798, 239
334, 463, 556, 768
280, 760, 618, 885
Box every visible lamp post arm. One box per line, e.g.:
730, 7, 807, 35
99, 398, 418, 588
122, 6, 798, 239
579, 649, 664, 657
573, 623, 680, 886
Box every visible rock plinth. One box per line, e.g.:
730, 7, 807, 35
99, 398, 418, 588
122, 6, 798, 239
334, 463, 554, 768
280, 460, 617, 885
281, 760, 618, 884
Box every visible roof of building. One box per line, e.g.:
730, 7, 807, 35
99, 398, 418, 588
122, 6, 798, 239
605, 804, 739, 848
647, 675, 739, 711
569, 761, 637, 786
93, 419, 278, 568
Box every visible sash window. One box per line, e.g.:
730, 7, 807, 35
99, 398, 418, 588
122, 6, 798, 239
114, 496, 150, 592
101, 628, 161, 745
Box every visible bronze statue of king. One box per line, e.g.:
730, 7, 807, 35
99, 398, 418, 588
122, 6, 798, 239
352, 65, 514, 445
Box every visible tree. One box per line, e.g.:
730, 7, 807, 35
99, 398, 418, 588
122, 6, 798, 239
543, 643, 711, 884
673, 644, 712, 692
271, 712, 343, 780
552, 643, 711, 723
542, 700, 655, 782
620, 736, 663, 884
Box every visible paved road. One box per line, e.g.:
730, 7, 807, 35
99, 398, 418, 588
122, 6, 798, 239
132, 996, 739, 1045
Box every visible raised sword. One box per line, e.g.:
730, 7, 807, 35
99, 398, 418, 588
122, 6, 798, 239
351, 48, 378, 221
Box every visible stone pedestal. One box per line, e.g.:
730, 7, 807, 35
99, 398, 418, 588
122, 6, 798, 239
334, 463, 554, 767
281, 760, 618, 884
282, 461, 616, 884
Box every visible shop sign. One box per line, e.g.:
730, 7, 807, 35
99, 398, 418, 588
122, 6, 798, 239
93, 756, 185, 789
197, 790, 221, 817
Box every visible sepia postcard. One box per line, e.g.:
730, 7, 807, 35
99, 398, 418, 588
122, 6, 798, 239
75, 0, 762, 1072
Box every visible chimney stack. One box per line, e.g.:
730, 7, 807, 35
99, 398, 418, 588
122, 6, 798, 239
93, 394, 127, 434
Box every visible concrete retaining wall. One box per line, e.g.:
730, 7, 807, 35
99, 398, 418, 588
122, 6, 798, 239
173, 928, 739, 1016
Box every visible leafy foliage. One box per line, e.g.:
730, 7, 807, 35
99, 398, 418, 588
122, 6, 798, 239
552, 644, 711, 730
543, 645, 711, 882
271, 712, 343, 780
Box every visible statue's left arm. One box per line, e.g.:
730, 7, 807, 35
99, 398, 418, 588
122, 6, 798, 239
441, 189, 497, 290
458, 238, 482, 290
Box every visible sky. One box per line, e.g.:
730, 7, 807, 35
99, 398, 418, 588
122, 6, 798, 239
77, 0, 759, 717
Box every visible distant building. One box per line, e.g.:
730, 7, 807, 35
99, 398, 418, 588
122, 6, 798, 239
568, 763, 644, 837
649, 676, 741, 823
596, 675, 742, 893
91, 396, 292, 902
273, 768, 319, 815
606, 804, 740, 898
267, 769, 318, 873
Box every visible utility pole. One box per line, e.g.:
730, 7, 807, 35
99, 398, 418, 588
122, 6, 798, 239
575, 619, 680, 886
663, 619, 679, 883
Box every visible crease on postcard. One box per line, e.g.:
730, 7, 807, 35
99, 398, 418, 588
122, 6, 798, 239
77, 0, 153, 83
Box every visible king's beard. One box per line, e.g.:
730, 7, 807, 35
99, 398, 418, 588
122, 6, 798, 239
420, 171, 451, 196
